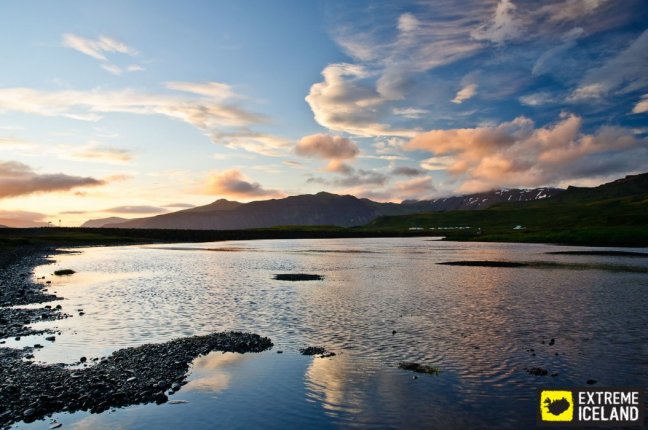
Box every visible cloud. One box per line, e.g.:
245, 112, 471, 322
296, 134, 359, 160
405, 113, 646, 192
63, 34, 138, 61
420, 155, 455, 171
0, 84, 288, 155
305, 63, 411, 137
166, 81, 238, 100
392, 107, 429, 119
632, 94, 648, 114
70, 145, 132, 164
101, 63, 123, 75
103, 206, 168, 214
63, 33, 142, 76
164, 202, 195, 209
283, 160, 304, 169
0, 160, 104, 198
343, 175, 436, 202
0, 86, 261, 126
205, 169, 283, 199
569, 29, 648, 101
536, 0, 608, 23
209, 130, 291, 156
334, 168, 387, 187
470, 0, 521, 45
0, 210, 49, 228
295, 134, 361, 173
519, 92, 556, 106
451, 83, 478, 104
392, 166, 423, 176
306, 163, 388, 187
127, 64, 145, 72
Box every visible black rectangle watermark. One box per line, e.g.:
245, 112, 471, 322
537, 387, 645, 426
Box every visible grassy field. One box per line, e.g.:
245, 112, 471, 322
0, 226, 433, 251
365, 193, 648, 246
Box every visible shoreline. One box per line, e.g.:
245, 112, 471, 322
0, 246, 273, 429
2, 227, 648, 250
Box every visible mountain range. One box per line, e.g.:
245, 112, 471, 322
82, 187, 563, 230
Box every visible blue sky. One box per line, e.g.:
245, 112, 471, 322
0, 0, 647, 226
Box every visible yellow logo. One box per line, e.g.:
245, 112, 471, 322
540, 390, 574, 422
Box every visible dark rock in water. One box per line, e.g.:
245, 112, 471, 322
438, 261, 528, 268
274, 273, 323, 281
276, 350, 283, 354
53, 269, 75, 276
80, 356, 87, 363
586, 379, 597, 385
299, 346, 335, 357
526, 367, 549, 376
45, 336, 55, 342
398, 362, 440, 375
154, 391, 167, 404
0, 331, 273, 428
549, 338, 555, 346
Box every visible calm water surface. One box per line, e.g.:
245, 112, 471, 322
7, 238, 648, 429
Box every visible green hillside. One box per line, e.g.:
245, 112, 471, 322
365, 174, 648, 246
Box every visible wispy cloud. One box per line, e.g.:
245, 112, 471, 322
519, 92, 556, 106
63, 33, 144, 75
63, 33, 138, 61
632, 94, 648, 114
70, 145, 133, 164
103, 205, 168, 214
568, 29, 648, 101
470, 0, 521, 45
0, 84, 289, 156
451, 83, 477, 104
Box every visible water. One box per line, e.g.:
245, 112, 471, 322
6, 238, 648, 429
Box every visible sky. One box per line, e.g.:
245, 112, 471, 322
1, 0, 647, 227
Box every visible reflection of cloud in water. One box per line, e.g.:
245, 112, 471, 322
184, 352, 250, 393
305, 355, 365, 416
72, 414, 129, 430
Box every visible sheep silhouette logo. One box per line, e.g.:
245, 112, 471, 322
540, 390, 574, 422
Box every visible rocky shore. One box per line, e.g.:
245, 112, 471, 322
0, 247, 273, 428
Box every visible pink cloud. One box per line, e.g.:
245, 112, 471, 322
405, 114, 645, 192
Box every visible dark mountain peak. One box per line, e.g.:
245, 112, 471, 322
183, 198, 243, 213
556, 172, 648, 203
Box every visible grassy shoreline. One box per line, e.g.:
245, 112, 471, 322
1, 225, 647, 250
